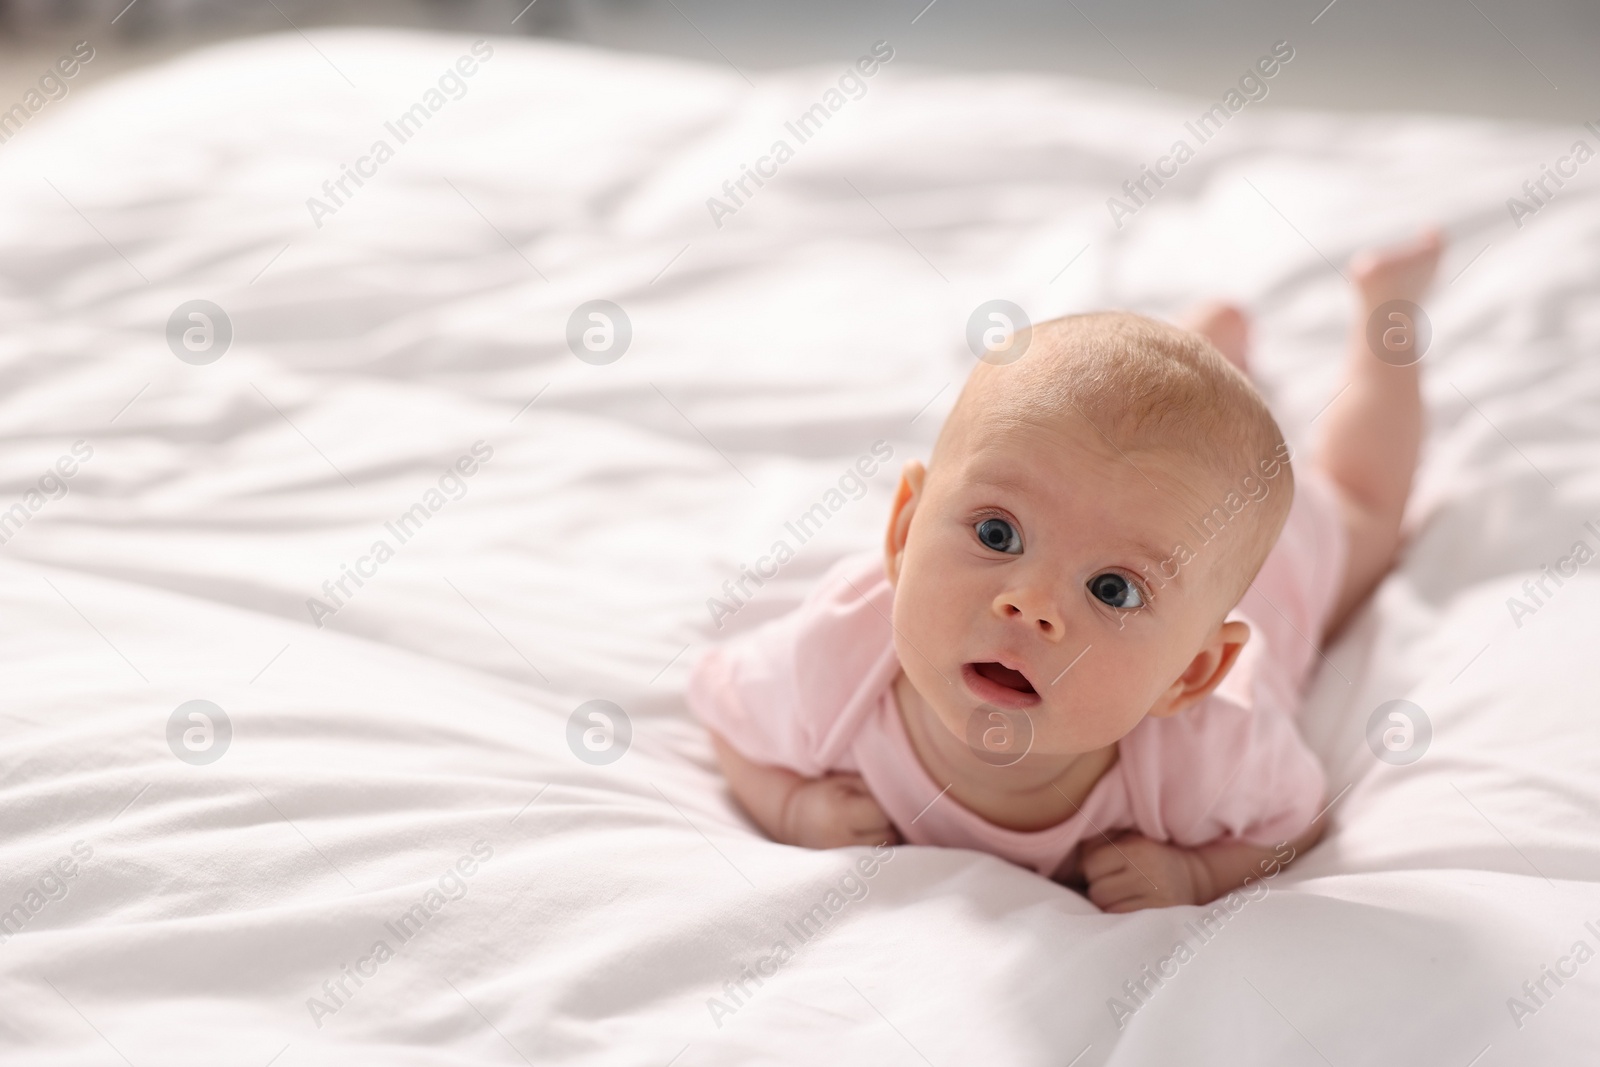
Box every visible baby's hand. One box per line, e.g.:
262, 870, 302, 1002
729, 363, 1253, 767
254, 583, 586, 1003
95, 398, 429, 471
782, 774, 900, 850
1079, 832, 1210, 912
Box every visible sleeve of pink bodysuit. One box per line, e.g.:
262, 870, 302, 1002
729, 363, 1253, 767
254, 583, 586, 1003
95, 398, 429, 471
685, 553, 897, 780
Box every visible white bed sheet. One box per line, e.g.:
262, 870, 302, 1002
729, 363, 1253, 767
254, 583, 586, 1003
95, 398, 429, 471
1, 28, 1599, 1066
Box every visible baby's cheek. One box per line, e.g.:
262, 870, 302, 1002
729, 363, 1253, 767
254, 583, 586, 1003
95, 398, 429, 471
891, 579, 944, 665
1042, 666, 1157, 750
891, 569, 961, 679
891, 548, 929, 619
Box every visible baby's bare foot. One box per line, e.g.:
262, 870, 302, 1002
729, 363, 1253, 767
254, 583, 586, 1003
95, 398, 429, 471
1350, 228, 1446, 309
1182, 302, 1251, 372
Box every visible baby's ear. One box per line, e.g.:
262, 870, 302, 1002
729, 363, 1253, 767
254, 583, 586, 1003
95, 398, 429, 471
1147, 620, 1251, 718
883, 460, 927, 585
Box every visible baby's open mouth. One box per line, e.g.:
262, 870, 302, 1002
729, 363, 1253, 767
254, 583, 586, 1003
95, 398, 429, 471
970, 661, 1036, 695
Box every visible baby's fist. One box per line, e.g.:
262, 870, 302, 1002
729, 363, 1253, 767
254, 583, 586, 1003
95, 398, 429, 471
1079, 833, 1209, 912
781, 774, 900, 850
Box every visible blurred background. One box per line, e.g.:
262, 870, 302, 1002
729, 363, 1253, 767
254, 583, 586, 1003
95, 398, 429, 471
0, 0, 1595, 122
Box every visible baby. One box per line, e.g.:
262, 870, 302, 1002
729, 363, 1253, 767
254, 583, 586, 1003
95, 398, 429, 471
689, 230, 1444, 911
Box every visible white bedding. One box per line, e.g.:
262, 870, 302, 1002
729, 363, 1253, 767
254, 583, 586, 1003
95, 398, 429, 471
2, 28, 1599, 1065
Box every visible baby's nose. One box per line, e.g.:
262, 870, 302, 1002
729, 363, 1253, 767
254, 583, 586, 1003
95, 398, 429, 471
994, 589, 1065, 640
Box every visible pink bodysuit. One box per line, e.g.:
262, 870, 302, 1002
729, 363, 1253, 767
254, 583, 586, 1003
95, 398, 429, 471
688, 470, 1347, 878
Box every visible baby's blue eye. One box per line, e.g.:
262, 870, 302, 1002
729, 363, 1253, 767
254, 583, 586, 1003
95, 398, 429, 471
975, 518, 1022, 554
1088, 572, 1144, 609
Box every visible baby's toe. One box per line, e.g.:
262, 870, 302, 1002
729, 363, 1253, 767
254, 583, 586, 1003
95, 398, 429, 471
1182, 302, 1251, 372
1351, 228, 1446, 304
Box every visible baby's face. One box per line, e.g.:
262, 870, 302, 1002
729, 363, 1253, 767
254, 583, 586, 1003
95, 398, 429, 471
888, 415, 1238, 759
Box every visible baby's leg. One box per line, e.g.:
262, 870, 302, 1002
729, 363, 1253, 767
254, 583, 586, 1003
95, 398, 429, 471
1315, 229, 1445, 636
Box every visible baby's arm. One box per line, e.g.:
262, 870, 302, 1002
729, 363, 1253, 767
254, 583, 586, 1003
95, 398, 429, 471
709, 733, 900, 849
1077, 821, 1324, 913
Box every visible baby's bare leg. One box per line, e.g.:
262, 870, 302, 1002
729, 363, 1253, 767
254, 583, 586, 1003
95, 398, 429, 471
1316, 228, 1445, 636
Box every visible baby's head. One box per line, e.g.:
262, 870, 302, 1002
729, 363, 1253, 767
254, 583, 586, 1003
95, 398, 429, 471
885, 311, 1294, 759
